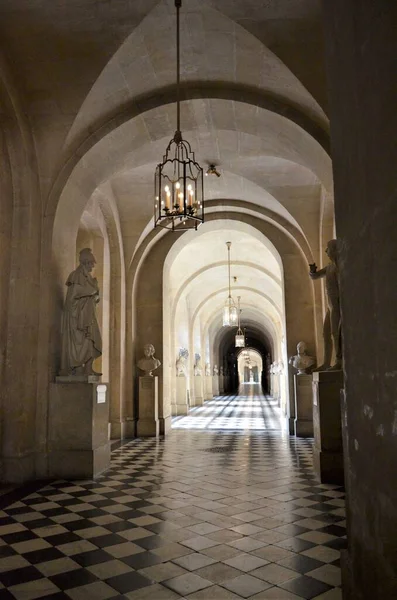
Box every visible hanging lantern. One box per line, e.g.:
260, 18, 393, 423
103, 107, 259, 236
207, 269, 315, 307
235, 296, 245, 347
223, 242, 238, 326
154, 0, 204, 231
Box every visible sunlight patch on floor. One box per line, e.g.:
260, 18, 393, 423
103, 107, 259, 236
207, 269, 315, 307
172, 384, 284, 431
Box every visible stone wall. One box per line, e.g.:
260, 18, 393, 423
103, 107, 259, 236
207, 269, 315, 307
323, 2, 397, 598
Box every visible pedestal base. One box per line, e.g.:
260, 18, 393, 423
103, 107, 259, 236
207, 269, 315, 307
159, 415, 172, 435
219, 375, 224, 394
173, 377, 189, 415
192, 376, 204, 406
212, 376, 219, 396
312, 370, 344, 484
137, 376, 159, 437
294, 374, 314, 437
49, 381, 110, 479
313, 447, 344, 485
204, 375, 213, 400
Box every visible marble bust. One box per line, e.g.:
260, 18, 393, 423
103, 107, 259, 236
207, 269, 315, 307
194, 353, 202, 376
60, 248, 102, 376
220, 366, 224, 376
137, 344, 161, 376
176, 348, 188, 377
213, 364, 219, 376
205, 362, 211, 376
289, 341, 315, 375
309, 239, 342, 370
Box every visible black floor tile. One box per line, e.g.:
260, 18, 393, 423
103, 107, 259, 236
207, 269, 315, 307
121, 551, 163, 569
318, 524, 346, 537
135, 535, 169, 550
50, 568, 98, 590
116, 510, 143, 519
44, 508, 70, 518
63, 519, 93, 532
40, 593, 72, 599
105, 521, 137, 533
0, 565, 44, 587
277, 554, 324, 574
0, 516, 20, 525
280, 575, 332, 599
324, 537, 348, 550
28, 518, 59, 529
23, 547, 64, 564
89, 499, 114, 508
79, 509, 106, 518
0, 590, 17, 599
73, 549, 114, 567
45, 532, 80, 546
309, 503, 339, 512
311, 514, 345, 525
2, 530, 37, 545
105, 571, 154, 594
276, 537, 316, 553
90, 533, 127, 548
0, 546, 16, 559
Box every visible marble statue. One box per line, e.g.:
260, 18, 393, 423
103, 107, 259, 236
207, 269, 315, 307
220, 366, 224, 376
176, 348, 188, 377
205, 362, 211, 376
60, 248, 102, 376
270, 361, 283, 375
137, 343, 161, 376
289, 341, 315, 375
213, 364, 219, 376
309, 239, 342, 370
194, 353, 202, 376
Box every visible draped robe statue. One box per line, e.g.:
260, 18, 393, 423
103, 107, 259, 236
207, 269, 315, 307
309, 239, 342, 371
60, 248, 102, 376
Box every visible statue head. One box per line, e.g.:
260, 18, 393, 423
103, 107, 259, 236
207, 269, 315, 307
297, 341, 307, 355
143, 344, 155, 358
325, 239, 338, 264
79, 248, 96, 273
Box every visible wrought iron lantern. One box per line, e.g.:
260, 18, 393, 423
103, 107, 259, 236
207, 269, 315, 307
223, 242, 238, 326
235, 296, 245, 347
154, 0, 204, 231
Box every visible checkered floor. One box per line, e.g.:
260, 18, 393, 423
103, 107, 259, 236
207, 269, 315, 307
173, 384, 282, 431
0, 397, 345, 599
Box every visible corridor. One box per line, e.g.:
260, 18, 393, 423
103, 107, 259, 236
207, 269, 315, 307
173, 384, 282, 431
0, 391, 344, 599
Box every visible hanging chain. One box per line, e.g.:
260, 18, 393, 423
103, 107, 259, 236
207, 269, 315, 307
227, 242, 232, 299
174, 0, 182, 142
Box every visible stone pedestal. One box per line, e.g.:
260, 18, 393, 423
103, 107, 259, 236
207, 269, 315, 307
173, 377, 189, 415
49, 381, 110, 479
204, 376, 213, 400
192, 376, 204, 406
219, 375, 225, 394
312, 371, 344, 484
212, 375, 219, 396
294, 374, 314, 437
137, 376, 159, 437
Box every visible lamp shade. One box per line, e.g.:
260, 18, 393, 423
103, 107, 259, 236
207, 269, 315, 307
223, 300, 238, 327
235, 333, 245, 347
155, 137, 204, 230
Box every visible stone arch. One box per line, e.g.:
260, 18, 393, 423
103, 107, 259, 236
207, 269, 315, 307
132, 209, 317, 434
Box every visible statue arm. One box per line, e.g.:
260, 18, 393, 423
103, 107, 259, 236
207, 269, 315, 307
73, 281, 99, 299
309, 266, 327, 280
